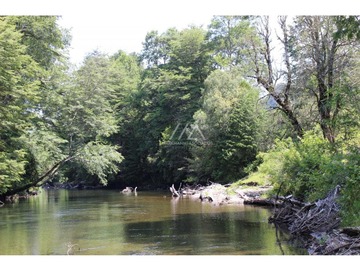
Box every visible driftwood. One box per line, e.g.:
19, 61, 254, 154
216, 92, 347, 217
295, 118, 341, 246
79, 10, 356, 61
122, 186, 137, 194
244, 198, 281, 207
170, 184, 181, 197
169, 182, 274, 206
267, 185, 360, 255
276, 195, 308, 207
269, 186, 341, 235
309, 229, 360, 255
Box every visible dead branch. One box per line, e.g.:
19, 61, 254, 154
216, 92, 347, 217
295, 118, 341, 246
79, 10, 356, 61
170, 184, 180, 197
244, 198, 281, 207
270, 185, 341, 235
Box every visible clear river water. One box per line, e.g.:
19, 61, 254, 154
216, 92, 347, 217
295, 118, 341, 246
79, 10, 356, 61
0, 189, 306, 255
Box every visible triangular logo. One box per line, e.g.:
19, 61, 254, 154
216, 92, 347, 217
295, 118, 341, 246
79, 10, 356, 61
169, 123, 206, 141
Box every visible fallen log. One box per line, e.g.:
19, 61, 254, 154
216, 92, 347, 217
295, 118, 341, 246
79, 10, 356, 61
122, 187, 133, 193
122, 186, 137, 194
276, 195, 308, 208
244, 198, 282, 207
340, 227, 360, 237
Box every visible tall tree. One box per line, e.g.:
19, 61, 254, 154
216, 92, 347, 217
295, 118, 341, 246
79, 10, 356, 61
250, 16, 304, 139
8, 16, 70, 69
207, 15, 256, 70
292, 16, 359, 143
0, 17, 42, 195
106, 51, 146, 185
129, 26, 214, 185
190, 69, 262, 183
3, 52, 124, 197
140, 29, 177, 67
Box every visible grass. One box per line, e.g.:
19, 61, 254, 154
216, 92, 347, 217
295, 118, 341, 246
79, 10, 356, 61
230, 172, 270, 188
226, 171, 271, 195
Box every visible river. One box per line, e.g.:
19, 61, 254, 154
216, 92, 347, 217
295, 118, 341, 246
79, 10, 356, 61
0, 189, 306, 255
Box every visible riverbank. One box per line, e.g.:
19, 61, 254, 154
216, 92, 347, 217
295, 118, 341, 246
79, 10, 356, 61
173, 182, 360, 255
174, 182, 274, 206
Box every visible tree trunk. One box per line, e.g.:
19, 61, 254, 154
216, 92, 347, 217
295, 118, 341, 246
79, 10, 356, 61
2, 156, 72, 197
254, 16, 304, 139
273, 95, 304, 138
310, 16, 339, 144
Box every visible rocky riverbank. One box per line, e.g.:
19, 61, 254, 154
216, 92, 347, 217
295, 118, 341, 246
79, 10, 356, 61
170, 182, 276, 206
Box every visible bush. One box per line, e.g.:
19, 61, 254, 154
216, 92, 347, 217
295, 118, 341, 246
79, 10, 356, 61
338, 146, 360, 226
250, 128, 360, 226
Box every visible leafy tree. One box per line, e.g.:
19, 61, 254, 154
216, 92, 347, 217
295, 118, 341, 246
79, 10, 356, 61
153, 27, 214, 183
335, 16, 360, 40
37, 52, 123, 185
122, 26, 215, 185
2, 51, 124, 196
106, 51, 148, 186
190, 70, 263, 183
291, 16, 360, 143
207, 15, 256, 70
7, 16, 70, 69
0, 17, 42, 195
140, 29, 177, 67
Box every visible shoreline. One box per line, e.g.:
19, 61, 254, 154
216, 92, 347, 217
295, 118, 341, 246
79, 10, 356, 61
173, 182, 360, 255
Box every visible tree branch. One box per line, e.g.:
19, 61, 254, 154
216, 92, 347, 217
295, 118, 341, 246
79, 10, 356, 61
3, 155, 74, 197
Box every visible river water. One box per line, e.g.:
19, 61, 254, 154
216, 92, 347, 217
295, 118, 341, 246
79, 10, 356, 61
0, 189, 306, 255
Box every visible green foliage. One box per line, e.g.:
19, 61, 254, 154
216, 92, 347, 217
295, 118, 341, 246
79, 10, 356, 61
252, 128, 360, 225
22, 129, 68, 176
339, 145, 360, 226
0, 17, 42, 195
76, 142, 123, 185
32, 51, 123, 186
0, 17, 41, 130
119, 26, 215, 185
207, 16, 257, 70
190, 69, 264, 183
335, 16, 360, 40
0, 148, 28, 195
8, 16, 70, 69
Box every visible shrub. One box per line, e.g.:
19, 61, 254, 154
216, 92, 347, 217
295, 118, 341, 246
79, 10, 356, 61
250, 128, 360, 225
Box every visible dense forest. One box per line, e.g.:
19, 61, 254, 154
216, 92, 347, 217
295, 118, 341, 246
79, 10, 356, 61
0, 16, 359, 225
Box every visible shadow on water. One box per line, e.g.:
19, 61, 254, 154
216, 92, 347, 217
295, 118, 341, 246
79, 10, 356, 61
120, 211, 305, 255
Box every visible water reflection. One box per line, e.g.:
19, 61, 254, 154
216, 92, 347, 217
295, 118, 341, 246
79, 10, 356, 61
0, 189, 306, 255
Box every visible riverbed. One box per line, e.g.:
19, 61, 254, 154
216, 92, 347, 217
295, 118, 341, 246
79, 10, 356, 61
0, 189, 306, 255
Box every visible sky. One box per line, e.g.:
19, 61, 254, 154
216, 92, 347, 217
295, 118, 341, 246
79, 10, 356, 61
3, 0, 360, 65
57, 9, 214, 64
